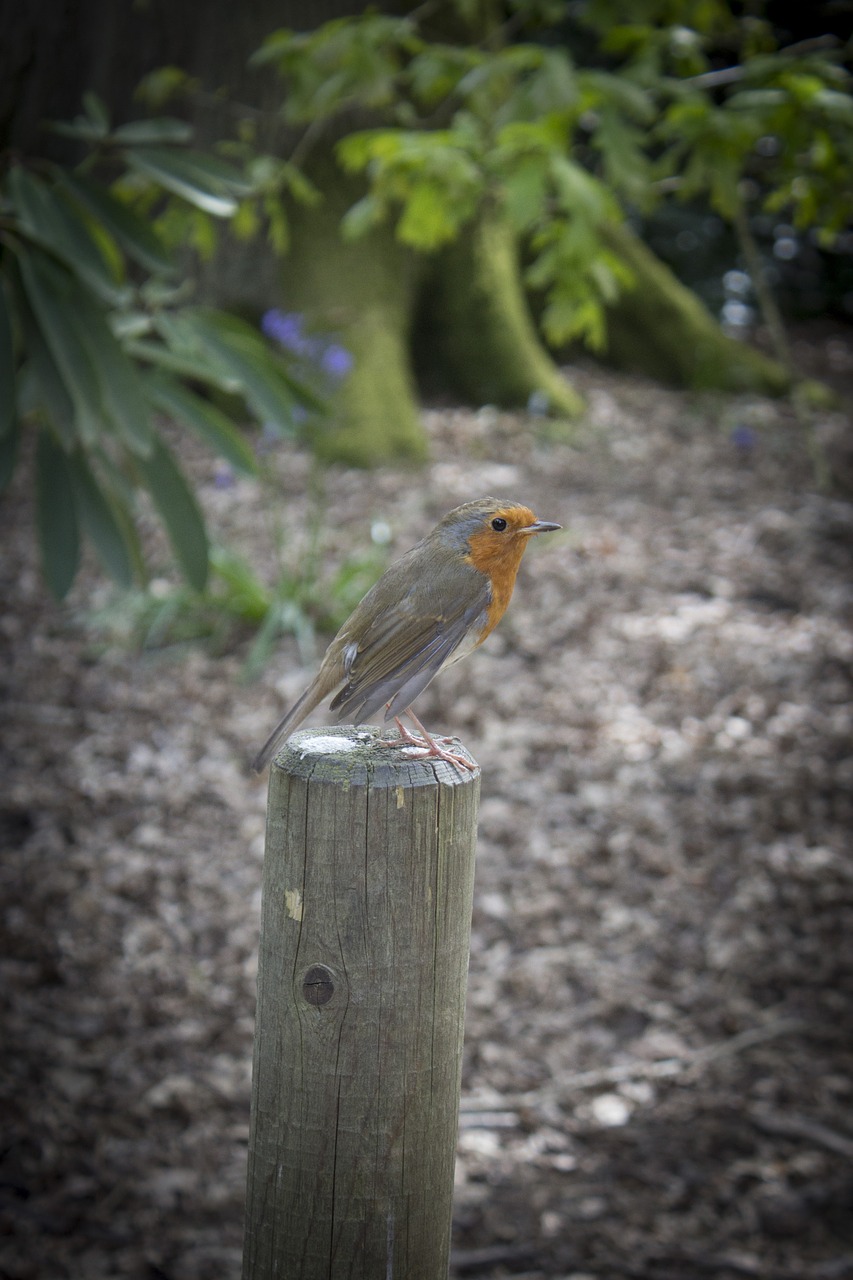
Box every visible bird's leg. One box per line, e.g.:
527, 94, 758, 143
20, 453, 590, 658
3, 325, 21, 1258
382, 706, 451, 749
386, 714, 429, 749
390, 709, 477, 772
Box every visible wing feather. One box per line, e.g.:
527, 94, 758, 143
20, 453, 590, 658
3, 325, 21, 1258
329, 562, 490, 725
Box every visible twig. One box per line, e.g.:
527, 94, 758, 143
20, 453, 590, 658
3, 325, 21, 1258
449, 1242, 536, 1273
731, 195, 792, 368
750, 1109, 853, 1160
460, 1017, 806, 1113
686, 1017, 806, 1073
687, 35, 841, 90
640, 1251, 765, 1277
629, 1249, 839, 1279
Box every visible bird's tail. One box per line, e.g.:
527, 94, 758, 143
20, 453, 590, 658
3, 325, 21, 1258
250, 679, 329, 773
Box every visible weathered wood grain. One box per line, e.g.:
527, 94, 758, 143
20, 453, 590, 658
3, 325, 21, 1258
243, 726, 481, 1279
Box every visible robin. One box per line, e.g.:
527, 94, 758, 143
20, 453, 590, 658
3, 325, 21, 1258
252, 496, 560, 772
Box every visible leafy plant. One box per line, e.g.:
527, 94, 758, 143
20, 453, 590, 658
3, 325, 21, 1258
81, 375, 383, 678
589, 5, 853, 359
253, 13, 637, 350
252, 2, 853, 353
84, 499, 388, 682
1, 93, 322, 599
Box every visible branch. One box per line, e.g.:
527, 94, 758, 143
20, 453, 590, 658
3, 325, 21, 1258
460, 1017, 806, 1114
750, 1109, 853, 1160
686, 34, 842, 91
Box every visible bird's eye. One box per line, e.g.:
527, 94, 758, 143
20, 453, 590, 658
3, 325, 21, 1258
491, 517, 507, 532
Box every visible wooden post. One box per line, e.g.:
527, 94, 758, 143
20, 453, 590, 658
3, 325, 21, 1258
242, 725, 481, 1280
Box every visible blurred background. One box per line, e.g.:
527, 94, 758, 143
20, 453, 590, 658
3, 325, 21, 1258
2, 2, 852, 1277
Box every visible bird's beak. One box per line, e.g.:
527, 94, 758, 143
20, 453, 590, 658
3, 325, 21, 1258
520, 519, 561, 536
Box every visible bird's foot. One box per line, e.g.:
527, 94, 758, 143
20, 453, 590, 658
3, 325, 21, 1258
381, 713, 477, 773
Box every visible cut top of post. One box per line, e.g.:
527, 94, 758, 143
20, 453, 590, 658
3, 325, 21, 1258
268, 723, 480, 789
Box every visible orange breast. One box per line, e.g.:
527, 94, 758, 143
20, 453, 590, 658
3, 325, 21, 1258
465, 504, 537, 643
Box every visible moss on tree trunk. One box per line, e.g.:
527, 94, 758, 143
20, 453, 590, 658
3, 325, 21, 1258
418, 205, 584, 419
280, 171, 428, 467
600, 221, 791, 395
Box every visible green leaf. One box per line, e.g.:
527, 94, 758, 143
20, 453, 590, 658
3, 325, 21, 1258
83, 92, 110, 131
16, 247, 104, 444
8, 166, 122, 302
57, 170, 174, 275
0, 278, 15, 439
502, 156, 549, 231
125, 148, 244, 216
813, 87, 853, 120
125, 337, 236, 389
277, 161, 322, 206
50, 118, 109, 143
173, 309, 301, 428
266, 201, 290, 255
49, 93, 110, 143
252, 16, 415, 122
36, 427, 80, 599
159, 148, 254, 194
231, 199, 260, 242
147, 374, 257, 475
249, 26, 296, 66
398, 180, 462, 248
112, 117, 194, 145
136, 434, 209, 590
728, 88, 787, 112
209, 545, 271, 622
135, 66, 193, 110
581, 69, 655, 123
336, 131, 384, 173
0, 418, 21, 491
592, 110, 654, 207
18, 245, 154, 455
97, 474, 145, 585
90, 448, 145, 582
16, 294, 77, 448
340, 193, 386, 240
66, 453, 136, 586
69, 451, 136, 587
549, 156, 610, 218
68, 289, 154, 457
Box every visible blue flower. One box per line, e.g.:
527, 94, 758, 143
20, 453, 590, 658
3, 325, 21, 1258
262, 309, 307, 354
730, 424, 757, 453
321, 344, 354, 379
262, 310, 352, 384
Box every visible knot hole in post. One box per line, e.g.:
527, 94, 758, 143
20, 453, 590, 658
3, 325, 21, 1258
302, 964, 336, 1006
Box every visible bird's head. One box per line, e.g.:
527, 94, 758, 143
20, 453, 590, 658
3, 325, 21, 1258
433, 497, 560, 579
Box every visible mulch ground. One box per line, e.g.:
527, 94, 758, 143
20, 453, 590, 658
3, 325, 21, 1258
2, 330, 852, 1279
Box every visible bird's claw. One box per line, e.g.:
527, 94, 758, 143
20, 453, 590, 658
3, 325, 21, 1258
386, 738, 477, 772
381, 714, 477, 773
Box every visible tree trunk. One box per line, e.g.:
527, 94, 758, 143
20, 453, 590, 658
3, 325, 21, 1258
275, 177, 584, 465
417, 202, 584, 419
599, 221, 791, 395
277, 164, 429, 466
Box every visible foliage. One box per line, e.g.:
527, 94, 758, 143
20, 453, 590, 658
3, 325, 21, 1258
253, 12, 635, 350
587, 3, 853, 234
253, 1, 853, 350
133, 66, 327, 258
85, 490, 388, 683
1, 93, 322, 599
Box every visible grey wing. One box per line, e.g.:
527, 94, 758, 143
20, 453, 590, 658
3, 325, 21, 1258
329, 588, 489, 726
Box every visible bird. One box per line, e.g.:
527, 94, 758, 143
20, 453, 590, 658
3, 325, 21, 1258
251, 496, 560, 772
